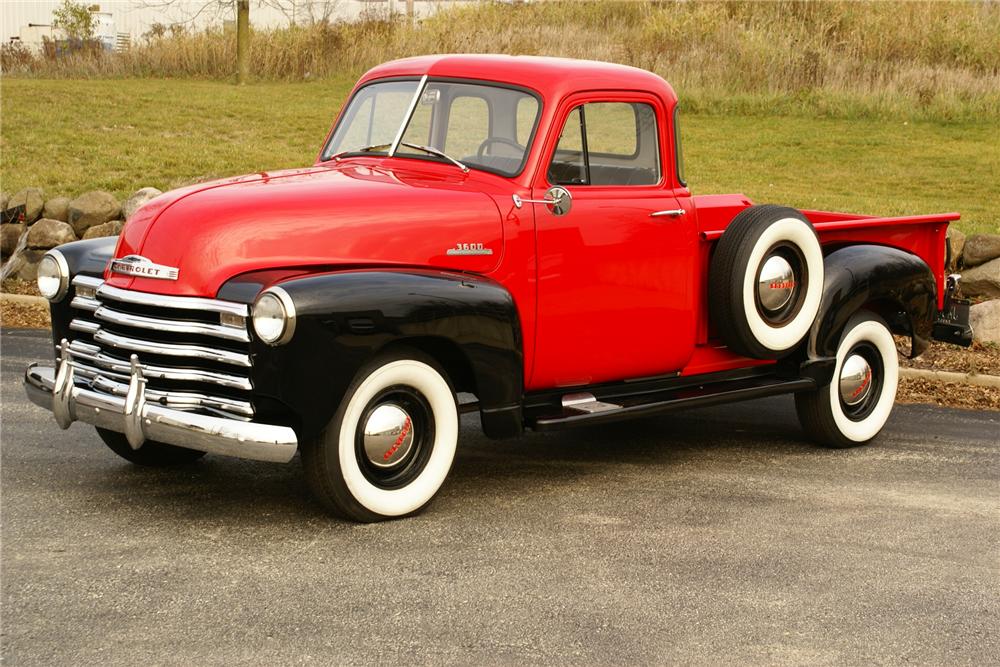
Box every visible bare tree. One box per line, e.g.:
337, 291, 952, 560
140, 0, 252, 83
236, 0, 249, 83
260, 0, 342, 26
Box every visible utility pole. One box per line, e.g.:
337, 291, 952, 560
236, 0, 249, 85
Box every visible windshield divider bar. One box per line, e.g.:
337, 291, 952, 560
388, 75, 428, 158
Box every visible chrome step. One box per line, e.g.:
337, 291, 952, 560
561, 392, 622, 414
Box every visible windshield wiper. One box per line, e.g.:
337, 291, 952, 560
329, 143, 391, 161
398, 142, 469, 173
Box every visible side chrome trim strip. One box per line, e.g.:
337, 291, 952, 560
94, 305, 251, 342
96, 283, 249, 317
94, 329, 252, 368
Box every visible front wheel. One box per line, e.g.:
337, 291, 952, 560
795, 312, 899, 448
302, 348, 459, 522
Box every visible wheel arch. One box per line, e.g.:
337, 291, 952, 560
378, 336, 477, 396
806, 244, 936, 369
242, 269, 524, 442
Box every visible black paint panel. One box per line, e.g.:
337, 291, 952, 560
808, 245, 936, 366
240, 269, 524, 441
47, 238, 116, 355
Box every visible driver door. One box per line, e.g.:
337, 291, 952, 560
529, 94, 698, 389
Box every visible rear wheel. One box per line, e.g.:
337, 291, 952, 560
302, 348, 459, 522
795, 312, 899, 448
97, 427, 206, 466
709, 204, 824, 359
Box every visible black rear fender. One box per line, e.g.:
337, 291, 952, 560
799, 245, 936, 383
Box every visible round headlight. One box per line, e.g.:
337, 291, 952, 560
37, 250, 69, 301
252, 287, 295, 345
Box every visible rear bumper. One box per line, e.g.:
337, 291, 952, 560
24, 361, 298, 463
932, 274, 973, 347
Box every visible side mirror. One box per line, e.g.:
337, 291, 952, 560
544, 186, 571, 216
512, 186, 572, 216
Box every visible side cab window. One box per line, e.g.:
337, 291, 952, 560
548, 101, 660, 187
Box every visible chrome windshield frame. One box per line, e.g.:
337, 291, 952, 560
387, 74, 428, 158
322, 75, 544, 178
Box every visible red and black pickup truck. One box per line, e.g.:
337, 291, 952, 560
26, 55, 972, 521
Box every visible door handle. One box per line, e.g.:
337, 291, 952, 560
650, 209, 686, 217
514, 195, 559, 206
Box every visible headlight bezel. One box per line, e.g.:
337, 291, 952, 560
252, 286, 296, 346
37, 249, 70, 302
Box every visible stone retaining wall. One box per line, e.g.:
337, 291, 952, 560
1, 187, 161, 281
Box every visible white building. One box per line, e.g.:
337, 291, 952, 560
1, 1, 471, 52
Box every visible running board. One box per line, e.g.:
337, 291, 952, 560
530, 375, 816, 431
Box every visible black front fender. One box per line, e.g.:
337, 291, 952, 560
241, 270, 524, 441
802, 245, 936, 382
47, 238, 117, 351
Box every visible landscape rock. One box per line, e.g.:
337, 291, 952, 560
962, 234, 1000, 268
68, 190, 120, 236
1, 223, 27, 257
947, 227, 966, 270
960, 257, 1000, 299
969, 299, 1000, 345
42, 196, 71, 222
27, 218, 76, 250
82, 220, 124, 240
122, 187, 162, 221
8, 188, 45, 224
8, 249, 47, 282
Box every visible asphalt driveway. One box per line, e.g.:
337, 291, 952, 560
2, 328, 998, 665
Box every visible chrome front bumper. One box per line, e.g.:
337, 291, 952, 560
23, 349, 298, 463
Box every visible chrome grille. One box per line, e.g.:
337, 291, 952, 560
64, 276, 254, 421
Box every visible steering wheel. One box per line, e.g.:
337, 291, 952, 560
477, 137, 525, 158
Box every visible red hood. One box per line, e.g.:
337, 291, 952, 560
108, 164, 504, 297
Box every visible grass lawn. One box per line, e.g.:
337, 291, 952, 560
2, 78, 997, 234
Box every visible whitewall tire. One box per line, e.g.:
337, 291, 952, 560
303, 348, 458, 522
795, 312, 899, 448
710, 205, 824, 359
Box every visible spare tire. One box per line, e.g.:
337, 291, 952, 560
709, 204, 823, 359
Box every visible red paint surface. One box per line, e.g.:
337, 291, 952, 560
109, 55, 955, 393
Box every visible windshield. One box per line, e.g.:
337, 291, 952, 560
323, 78, 540, 177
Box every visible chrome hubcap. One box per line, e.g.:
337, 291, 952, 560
757, 255, 796, 312
362, 404, 415, 469
839, 354, 874, 406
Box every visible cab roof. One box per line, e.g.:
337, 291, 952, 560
357, 54, 678, 106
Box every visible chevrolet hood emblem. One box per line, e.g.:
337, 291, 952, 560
110, 255, 180, 281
